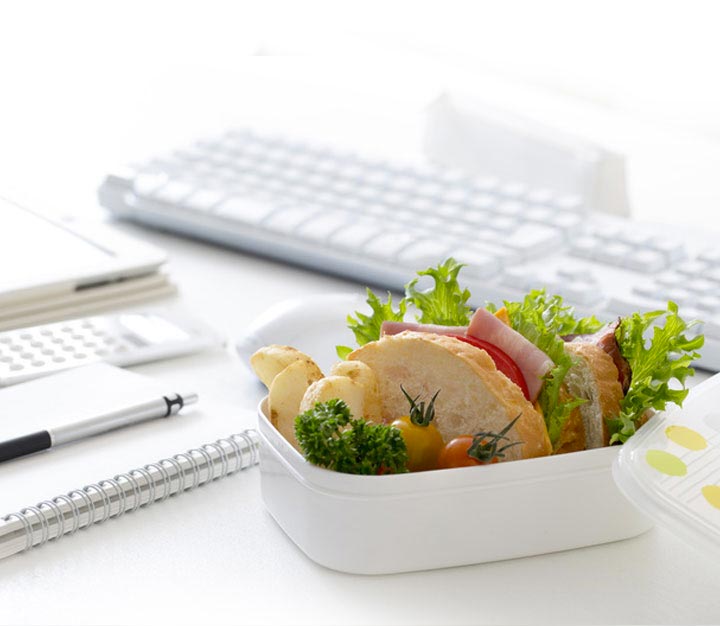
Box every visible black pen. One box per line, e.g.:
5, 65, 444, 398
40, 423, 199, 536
0, 392, 198, 463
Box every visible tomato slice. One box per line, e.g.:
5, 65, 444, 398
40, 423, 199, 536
450, 334, 531, 401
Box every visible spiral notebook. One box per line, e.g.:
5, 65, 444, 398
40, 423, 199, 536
0, 363, 261, 560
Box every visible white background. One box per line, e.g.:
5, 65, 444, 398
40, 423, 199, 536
1, 1, 720, 624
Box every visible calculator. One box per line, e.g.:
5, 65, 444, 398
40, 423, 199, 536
0, 311, 221, 386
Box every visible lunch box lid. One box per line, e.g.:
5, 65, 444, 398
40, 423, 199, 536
613, 372, 720, 557
239, 293, 720, 559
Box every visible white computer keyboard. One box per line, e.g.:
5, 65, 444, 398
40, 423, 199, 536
98, 129, 720, 370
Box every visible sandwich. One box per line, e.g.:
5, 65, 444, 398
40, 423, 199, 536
252, 258, 703, 473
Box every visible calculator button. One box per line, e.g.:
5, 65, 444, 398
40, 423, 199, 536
73, 353, 87, 359
9, 364, 23, 371
20, 352, 33, 359
10, 345, 23, 352
52, 356, 66, 363
30, 340, 43, 348
41, 348, 54, 355
31, 360, 44, 367
0, 337, 11, 344
0, 356, 12, 363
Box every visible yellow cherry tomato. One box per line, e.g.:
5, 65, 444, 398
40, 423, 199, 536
390, 416, 445, 472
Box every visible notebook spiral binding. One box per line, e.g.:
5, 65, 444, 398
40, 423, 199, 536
0, 429, 260, 560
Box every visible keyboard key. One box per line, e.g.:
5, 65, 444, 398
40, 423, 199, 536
363, 232, 418, 259
524, 205, 554, 224
623, 249, 667, 273
503, 269, 539, 290
215, 196, 278, 225
262, 206, 318, 234
525, 189, 555, 205
654, 272, 684, 287
503, 225, 563, 259
152, 180, 195, 204
594, 242, 633, 266
697, 296, 720, 313
132, 173, 168, 197
685, 278, 717, 295
485, 216, 518, 233
295, 213, 352, 242
548, 211, 583, 232
699, 249, 720, 266
460, 209, 494, 226
647, 238, 686, 263
499, 182, 526, 198
184, 188, 227, 212
466, 194, 497, 211
607, 295, 667, 316
701, 267, 720, 283
397, 240, 452, 268
495, 201, 524, 217
554, 283, 603, 306
330, 220, 380, 249
555, 194, 584, 211
655, 287, 693, 305
451, 249, 501, 278
618, 231, 652, 247
676, 260, 709, 276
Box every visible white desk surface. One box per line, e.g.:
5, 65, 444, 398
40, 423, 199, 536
2, 10, 720, 624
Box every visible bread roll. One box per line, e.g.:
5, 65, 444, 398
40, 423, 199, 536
348, 331, 551, 461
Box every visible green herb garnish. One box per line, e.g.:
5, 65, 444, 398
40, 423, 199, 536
295, 399, 408, 475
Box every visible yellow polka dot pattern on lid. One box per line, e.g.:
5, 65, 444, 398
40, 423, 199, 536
702, 486, 720, 510
665, 425, 707, 451
645, 450, 687, 476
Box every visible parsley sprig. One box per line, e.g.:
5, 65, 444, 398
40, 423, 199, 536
295, 399, 408, 474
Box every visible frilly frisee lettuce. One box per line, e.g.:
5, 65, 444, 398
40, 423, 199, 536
336, 258, 470, 358
611, 302, 704, 443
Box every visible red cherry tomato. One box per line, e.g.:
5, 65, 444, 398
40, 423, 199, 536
437, 436, 500, 468
450, 334, 530, 401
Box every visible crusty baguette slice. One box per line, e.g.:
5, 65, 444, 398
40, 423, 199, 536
348, 331, 551, 461
561, 342, 624, 450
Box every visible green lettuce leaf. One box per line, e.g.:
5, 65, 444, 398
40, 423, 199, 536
346, 288, 407, 347
405, 257, 472, 325
490, 290, 601, 448
611, 301, 703, 443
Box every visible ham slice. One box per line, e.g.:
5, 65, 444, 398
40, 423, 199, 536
467, 308, 553, 401
381, 321, 468, 337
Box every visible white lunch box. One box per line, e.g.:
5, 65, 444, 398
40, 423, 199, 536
244, 294, 720, 575
257, 398, 651, 574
